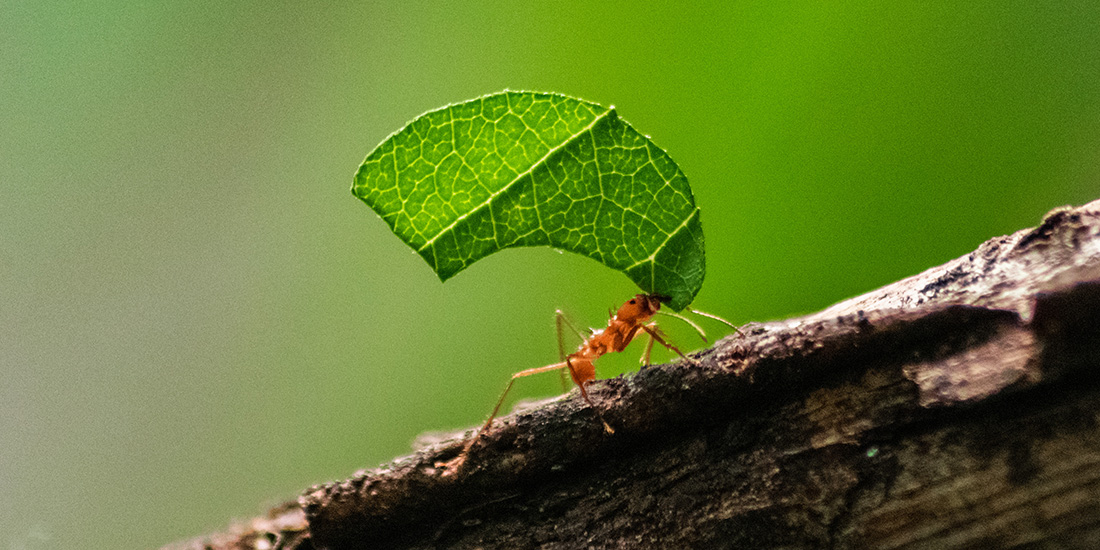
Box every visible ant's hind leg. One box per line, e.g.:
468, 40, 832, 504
463, 363, 568, 448
481, 362, 569, 434
446, 361, 570, 476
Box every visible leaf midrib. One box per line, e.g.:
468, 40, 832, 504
416, 109, 613, 253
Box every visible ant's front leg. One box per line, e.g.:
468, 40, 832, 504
639, 323, 701, 366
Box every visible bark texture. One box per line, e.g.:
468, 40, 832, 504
166, 199, 1100, 550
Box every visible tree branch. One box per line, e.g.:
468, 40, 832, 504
166, 199, 1100, 550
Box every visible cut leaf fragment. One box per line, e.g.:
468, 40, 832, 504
353, 91, 704, 310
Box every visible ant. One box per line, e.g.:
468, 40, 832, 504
447, 293, 741, 473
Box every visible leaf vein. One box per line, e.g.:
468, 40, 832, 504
624, 208, 699, 271
417, 109, 613, 252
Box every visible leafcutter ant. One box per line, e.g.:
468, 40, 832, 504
447, 293, 741, 473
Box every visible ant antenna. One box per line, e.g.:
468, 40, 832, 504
688, 308, 746, 337
656, 310, 709, 343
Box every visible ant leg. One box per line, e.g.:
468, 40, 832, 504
556, 310, 588, 342
479, 362, 568, 435
639, 323, 701, 366
640, 332, 656, 366
555, 310, 586, 391
567, 358, 614, 434
456, 361, 569, 463
448, 358, 609, 475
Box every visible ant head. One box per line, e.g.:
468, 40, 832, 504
651, 294, 672, 305
617, 293, 662, 322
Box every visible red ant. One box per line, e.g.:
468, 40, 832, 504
447, 293, 741, 472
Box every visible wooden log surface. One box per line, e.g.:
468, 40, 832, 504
166, 199, 1100, 550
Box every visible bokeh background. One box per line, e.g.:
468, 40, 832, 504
3, 2, 1098, 547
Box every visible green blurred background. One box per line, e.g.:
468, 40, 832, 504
2, 1, 1097, 547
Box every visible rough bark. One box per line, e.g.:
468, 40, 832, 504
165, 199, 1100, 550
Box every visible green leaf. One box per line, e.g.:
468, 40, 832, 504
353, 91, 704, 310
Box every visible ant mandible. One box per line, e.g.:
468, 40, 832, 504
449, 293, 740, 472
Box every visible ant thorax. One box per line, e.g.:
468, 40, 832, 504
580, 328, 607, 354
